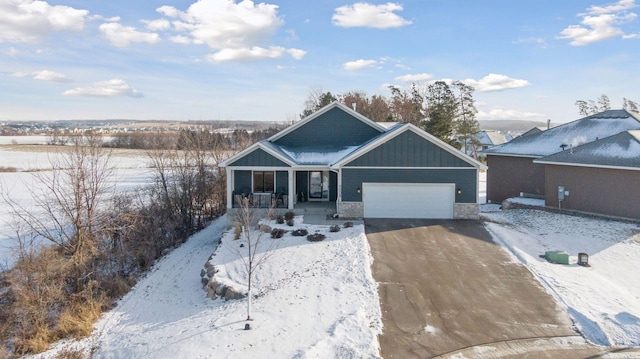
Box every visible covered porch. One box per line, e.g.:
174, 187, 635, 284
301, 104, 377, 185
226, 168, 339, 212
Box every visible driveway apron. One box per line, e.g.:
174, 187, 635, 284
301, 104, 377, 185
365, 219, 577, 358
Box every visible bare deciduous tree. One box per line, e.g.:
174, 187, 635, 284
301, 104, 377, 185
233, 198, 278, 321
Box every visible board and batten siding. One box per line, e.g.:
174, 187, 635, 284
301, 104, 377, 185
227, 148, 290, 167
341, 168, 477, 203
273, 107, 382, 147
345, 131, 473, 168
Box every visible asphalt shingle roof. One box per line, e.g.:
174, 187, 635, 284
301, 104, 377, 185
535, 130, 640, 169
483, 110, 640, 157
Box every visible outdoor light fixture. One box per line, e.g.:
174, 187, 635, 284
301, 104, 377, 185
356, 187, 361, 194
457, 188, 462, 195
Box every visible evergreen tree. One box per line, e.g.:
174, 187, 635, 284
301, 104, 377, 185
451, 81, 480, 155
422, 81, 457, 146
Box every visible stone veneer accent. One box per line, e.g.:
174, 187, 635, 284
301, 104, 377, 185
338, 201, 364, 218
454, 203, 480, 220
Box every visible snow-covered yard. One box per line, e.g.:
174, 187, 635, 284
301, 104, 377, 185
482, 206, 640, 347
32, 216, 382, 358
21, 167, 640, 357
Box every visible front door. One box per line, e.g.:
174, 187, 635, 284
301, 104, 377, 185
309, 171, 329, 201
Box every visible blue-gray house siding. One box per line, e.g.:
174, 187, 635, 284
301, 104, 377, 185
273, 107, 383, 147
346, 131, 473, 168
227, 148, 290, 167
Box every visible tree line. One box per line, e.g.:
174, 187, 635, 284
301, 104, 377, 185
575, 94, 639, 116
301, 81, 481, 155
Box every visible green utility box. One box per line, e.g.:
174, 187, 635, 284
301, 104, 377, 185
545, 250, 570, 265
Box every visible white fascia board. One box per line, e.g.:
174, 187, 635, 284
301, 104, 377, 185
485, 152, 542, 159
220, 142, 296, 167
268, 101, 386, 142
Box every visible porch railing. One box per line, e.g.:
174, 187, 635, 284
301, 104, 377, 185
233, 192, 288, 208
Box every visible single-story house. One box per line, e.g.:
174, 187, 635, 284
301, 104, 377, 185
483, 109, 640, 204
220, 101, 486, 221
534, 130, 640, 219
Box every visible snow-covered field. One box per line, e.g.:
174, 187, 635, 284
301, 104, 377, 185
0, 145, 152, 268
482, 207, 640, 347
32, 215, 383, 358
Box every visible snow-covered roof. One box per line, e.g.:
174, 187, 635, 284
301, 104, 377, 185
279, 145, 359, 165
476, 130, 508, 146
535, 130, 640, 169
483, 110, 640, 157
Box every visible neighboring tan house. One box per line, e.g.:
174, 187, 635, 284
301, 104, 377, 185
534, 130, 640, 219
220, 101, 486, 221
483, 109, 640, 219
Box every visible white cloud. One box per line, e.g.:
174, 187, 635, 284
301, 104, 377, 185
155, 0, 303, 63
512, 37, 548, 48
169, 35, 192, 44
62, 79, 143, 98
464, 74, 530, 92
395, 73, 433, 82
158, 0, 282, 49
206, 46, 306, 63
157, 5, 180, 18
477, 108, 544, 120
33, 70, 72, 82
558, 0, 639, 46
587, 0, 637, 14
11, 70, 71, 82
332, 2, 412, 29
99, 22, 161, 48
343, 59, 377, 70
142, 18, 171, 31
0, 0, 89, 43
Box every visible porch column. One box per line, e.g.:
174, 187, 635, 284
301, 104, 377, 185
226, 167, 233, 209
288, 169, 294, 209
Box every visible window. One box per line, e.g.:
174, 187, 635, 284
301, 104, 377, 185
253, 171, 275, 192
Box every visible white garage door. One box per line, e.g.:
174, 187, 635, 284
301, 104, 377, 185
363, 183, 454, 219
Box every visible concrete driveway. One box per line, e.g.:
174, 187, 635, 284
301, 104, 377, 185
365, 219, 599, 358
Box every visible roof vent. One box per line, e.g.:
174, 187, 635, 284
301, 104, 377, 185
352, 102, 357, 111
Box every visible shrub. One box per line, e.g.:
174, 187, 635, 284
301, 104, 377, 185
343, 221, 353, 228
234, 222, 242, 240
276, 215, 284, 224
291, 228, 308, 236
284, 211, 295, 221
329, 225, 340, 233
286, 219, 294, 227
271, 228, 286, 239
307, 233, 326, 242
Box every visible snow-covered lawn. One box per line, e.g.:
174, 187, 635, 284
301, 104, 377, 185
482, 207, 640, 347
32, 215, 382, 358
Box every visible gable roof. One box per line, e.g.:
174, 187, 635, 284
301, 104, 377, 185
219, 141, 296, 167
222, 103, 486, 170
483, 109, 640, 158
268, 101, 386, 142
476, 130, 508, 146
534, 130, 640, 170
332, 123, 487, 170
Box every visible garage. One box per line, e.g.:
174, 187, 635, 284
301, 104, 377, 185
363, 183, 455, 219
